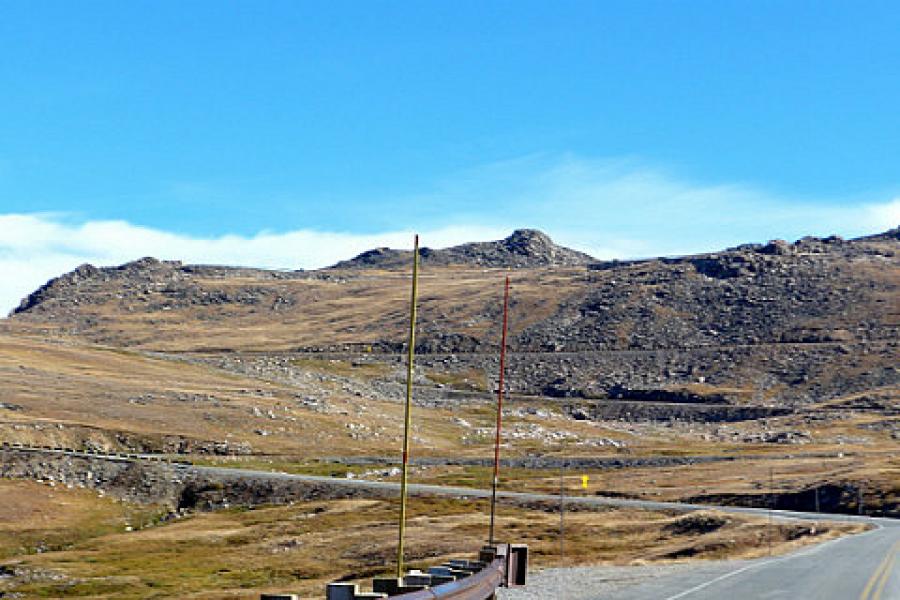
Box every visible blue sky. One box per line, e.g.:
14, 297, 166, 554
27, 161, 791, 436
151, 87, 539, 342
1, 1, 899, 312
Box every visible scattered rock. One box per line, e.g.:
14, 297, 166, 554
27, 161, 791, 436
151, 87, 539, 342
664, 512, 729, 535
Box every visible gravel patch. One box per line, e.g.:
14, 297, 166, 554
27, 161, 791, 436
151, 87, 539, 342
498, 564, 691, 600
497, 561, 748, 600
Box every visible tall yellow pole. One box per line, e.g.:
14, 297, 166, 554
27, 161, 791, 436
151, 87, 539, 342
397, 234, 419, 579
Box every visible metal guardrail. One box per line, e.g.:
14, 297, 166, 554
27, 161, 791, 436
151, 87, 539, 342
310, 544, 527, 600
390, 557, 506, 599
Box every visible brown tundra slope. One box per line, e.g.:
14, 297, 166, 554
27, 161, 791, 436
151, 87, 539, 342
0, 228, 897, 517
5, 228, 898, 405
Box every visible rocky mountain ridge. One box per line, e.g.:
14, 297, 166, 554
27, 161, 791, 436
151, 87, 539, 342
331, 228, 594, 269
5, 227, 898, 406
11, 229, 590, 317
12, 257, 308, 316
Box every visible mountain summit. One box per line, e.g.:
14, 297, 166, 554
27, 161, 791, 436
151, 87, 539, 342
332, 229, 594, 269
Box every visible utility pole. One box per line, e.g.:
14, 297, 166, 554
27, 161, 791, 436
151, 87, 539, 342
489, 276, 510, 546
396, 234, 420, 579
560, 462, 566, 565
768, 467, 774, 557
858, 485, 864, 516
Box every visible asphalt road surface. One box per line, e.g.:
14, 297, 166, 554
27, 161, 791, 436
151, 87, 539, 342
503, 521, 898, 600
640, 521, 898, 600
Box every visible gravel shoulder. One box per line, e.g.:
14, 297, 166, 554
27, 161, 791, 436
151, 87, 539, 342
499, 519, 899, 600
497, 561, 746, 600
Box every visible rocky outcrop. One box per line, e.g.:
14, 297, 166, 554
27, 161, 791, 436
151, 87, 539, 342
856, 226, 900, 242
13, 263, 102, 314
331, 229, 594, 269
562, 400, 793, 423
0, 447, 182, 504
522, 234, 898, 353
10, 257, 308, 317
0, 447, 395, 509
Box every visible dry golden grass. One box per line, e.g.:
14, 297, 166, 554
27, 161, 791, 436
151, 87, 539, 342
4, 267, 586, 352
2, 331, 895, 509
0, 480, 163, 560
0, 481, 865, 600
505, 453, 899, 505
0, 333, 482, 458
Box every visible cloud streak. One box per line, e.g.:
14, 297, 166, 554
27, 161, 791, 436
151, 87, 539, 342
405, 155, 899, 257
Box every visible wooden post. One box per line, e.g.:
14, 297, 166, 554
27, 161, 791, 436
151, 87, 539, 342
560, 462, 566, 564
489, 276, 510, 546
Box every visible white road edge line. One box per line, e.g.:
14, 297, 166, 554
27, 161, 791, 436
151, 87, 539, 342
661, 523, 886, 600
661, 562, 767, 600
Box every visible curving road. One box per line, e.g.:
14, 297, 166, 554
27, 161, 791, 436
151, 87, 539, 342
497, 521, 898, 600
640, 522, 899, 600
202, 465, 899, 600
5, 448, 897, 599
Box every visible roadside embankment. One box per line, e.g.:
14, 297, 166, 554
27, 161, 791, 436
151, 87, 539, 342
0, 447, 396, 510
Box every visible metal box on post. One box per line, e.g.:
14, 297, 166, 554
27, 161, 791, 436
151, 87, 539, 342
507, 544, 528, 587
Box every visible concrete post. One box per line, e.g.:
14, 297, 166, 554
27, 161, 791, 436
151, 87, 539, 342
373, 577, 426, 596
325, 583, 358, 600
403, 570, 432, 587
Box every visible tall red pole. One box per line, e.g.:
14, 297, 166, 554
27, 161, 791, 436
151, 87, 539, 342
489, 275, 510, 546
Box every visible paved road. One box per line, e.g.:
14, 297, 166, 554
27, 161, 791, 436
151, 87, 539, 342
642, 522, 899, 600
500, 521, 899, 600
197, 462, 876, 521
602, 523, 895, 600
201, 465, 900, 600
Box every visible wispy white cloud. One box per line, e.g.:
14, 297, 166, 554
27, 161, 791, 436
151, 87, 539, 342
866, 197, 900, 227
1, 155, 897, 316
407, 155, 899, 258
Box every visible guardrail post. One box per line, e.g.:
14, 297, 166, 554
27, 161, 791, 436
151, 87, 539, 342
325, 583, 358, 600
427, 565, 469, 582
372, 577, 426, 596
403, 570, 432, 587
325, 545, 526, 599
372, 577, 401, 596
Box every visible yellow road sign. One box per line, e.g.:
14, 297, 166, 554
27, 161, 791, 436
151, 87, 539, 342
581, 475, 589, 489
